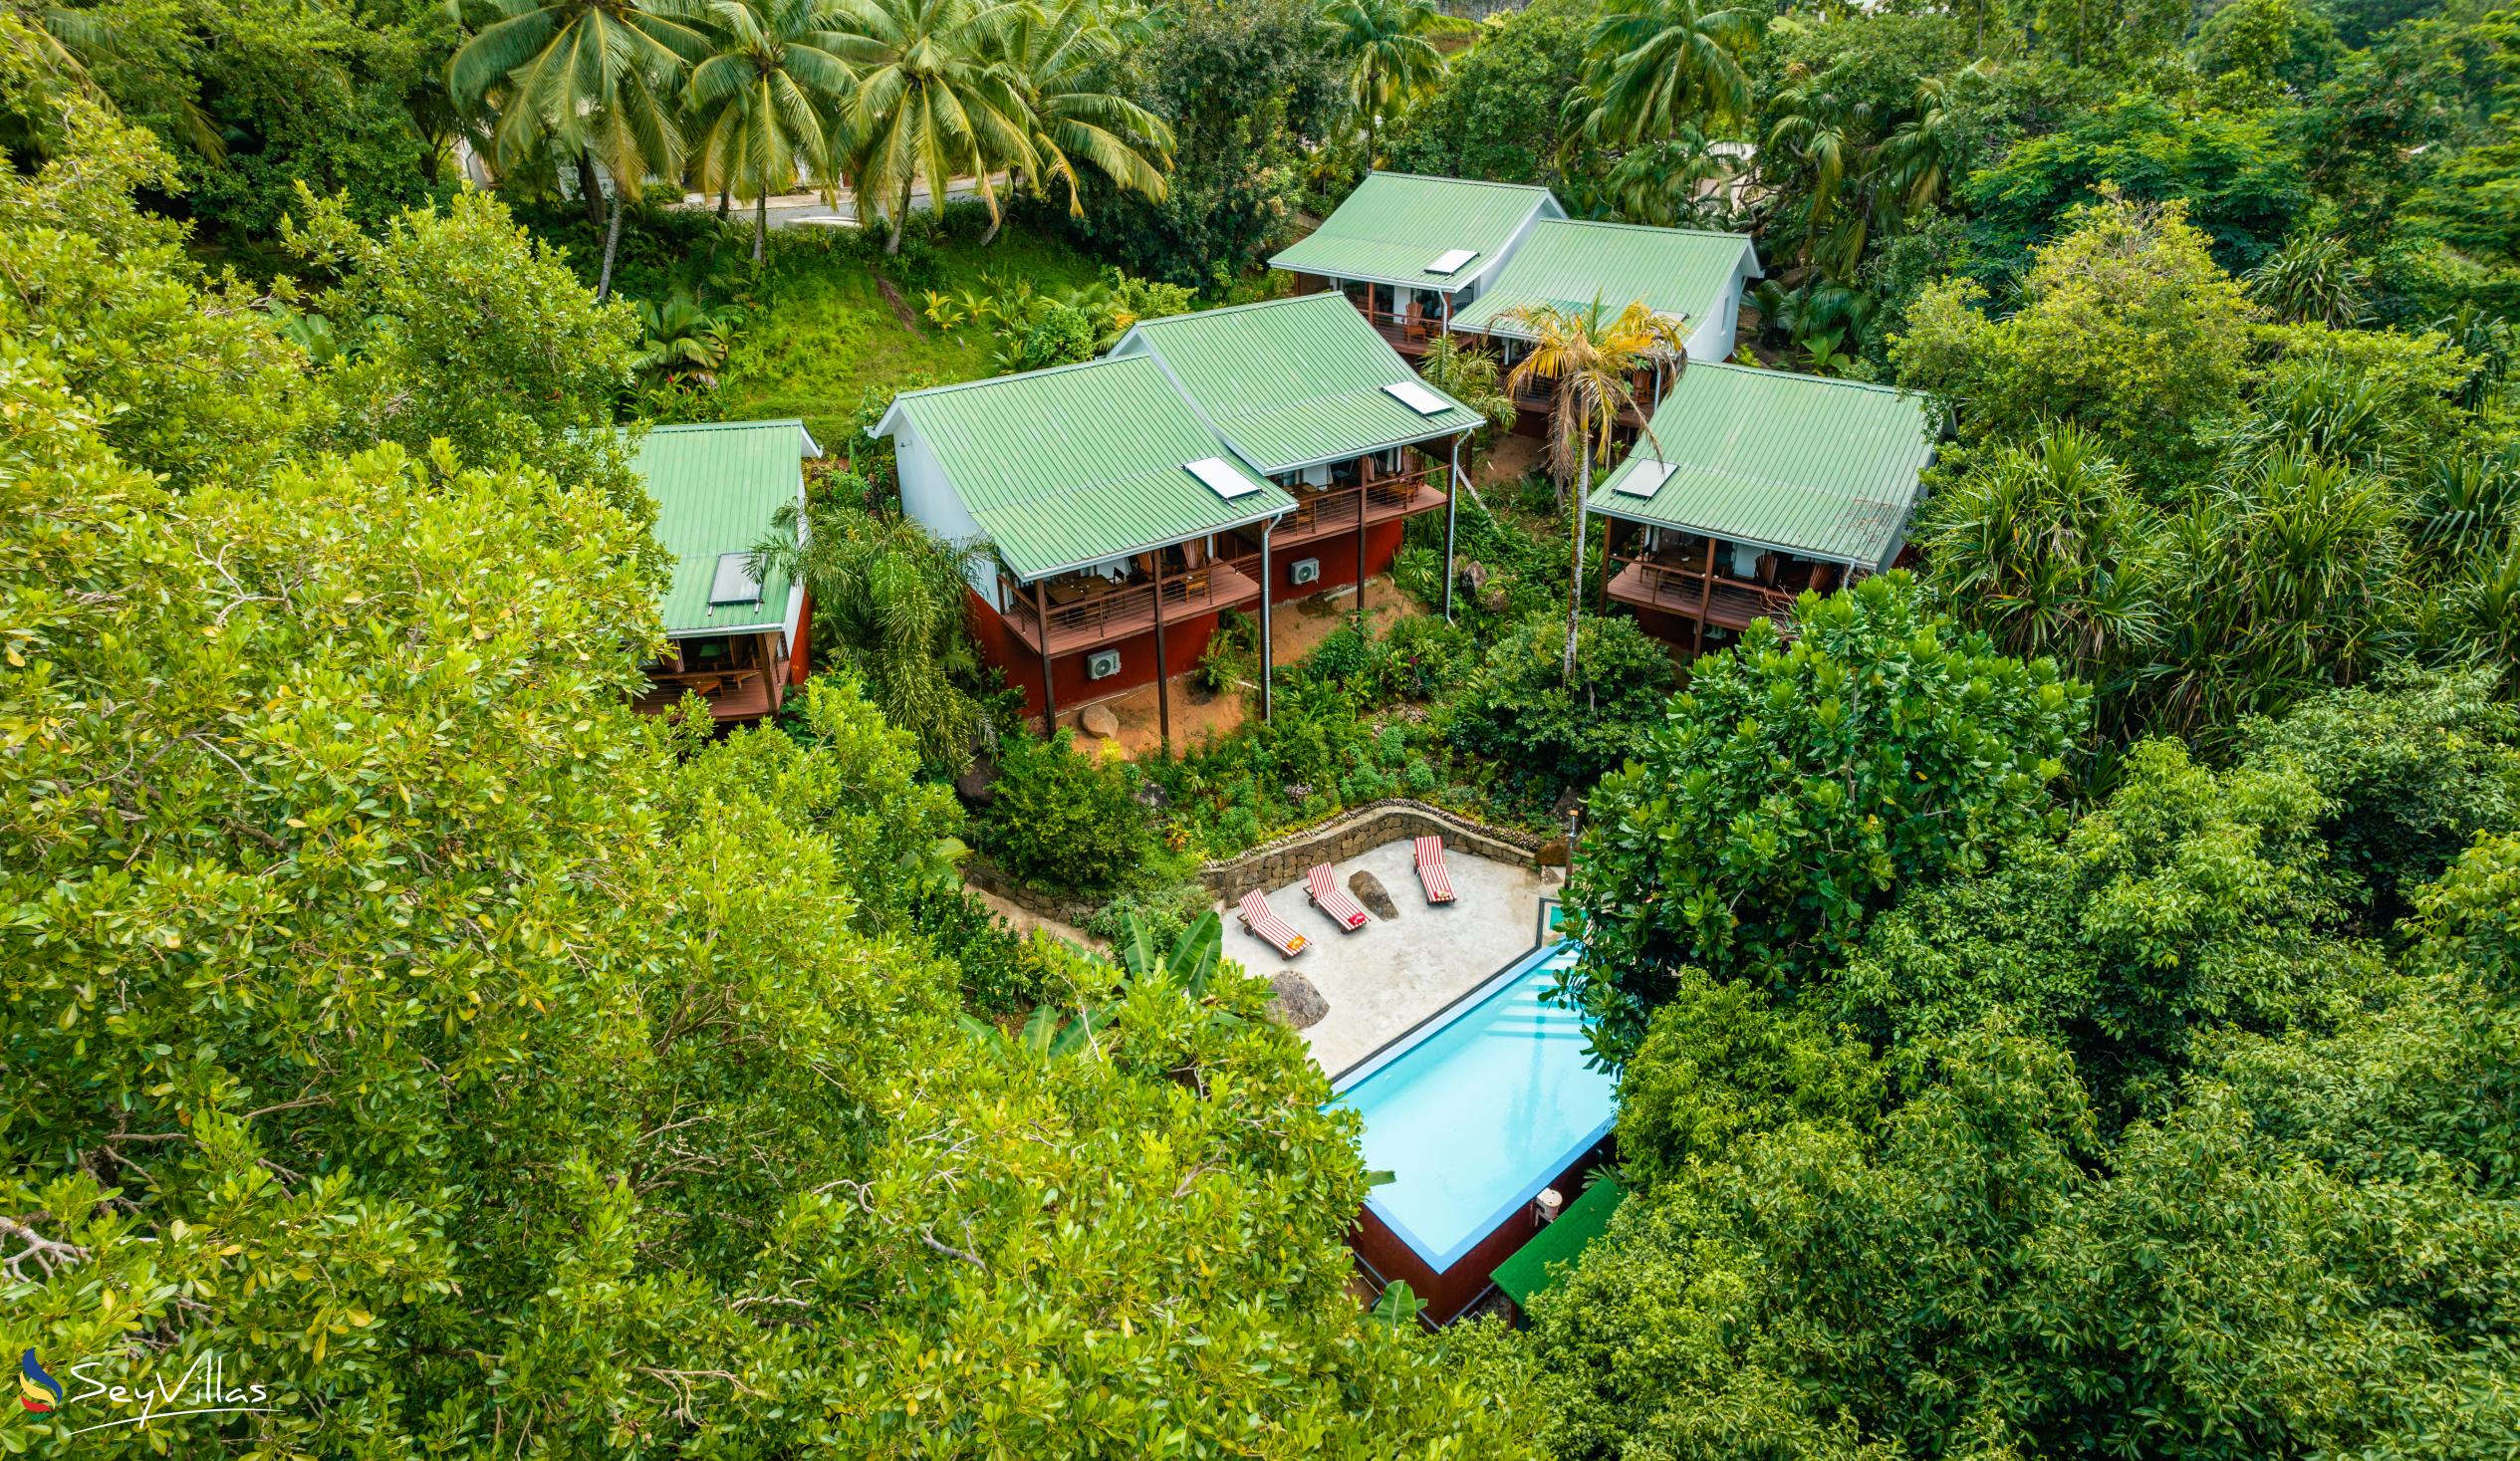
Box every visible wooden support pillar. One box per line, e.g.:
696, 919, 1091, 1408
1260, 524, 1275, 724
1150, 556, 1170, 753
1443, 435, 1459, 621
1692, 537, 1716, 658
1355, 458, 1370, 630
1035, 577, 1058, 731
1600, 517, 1617, 610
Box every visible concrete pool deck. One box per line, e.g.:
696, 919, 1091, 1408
1218, 838, 1553, 1078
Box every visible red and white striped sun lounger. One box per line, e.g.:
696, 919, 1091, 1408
1413, 836, 1456, 904
1238, 889, 1309, 957
1306, 862, 1371, 932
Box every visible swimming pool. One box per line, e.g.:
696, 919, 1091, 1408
1329, 942, 1616, 1287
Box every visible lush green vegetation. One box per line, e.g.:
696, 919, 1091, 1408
0, 65, 1527, 1456
8, 0, 2520, 1449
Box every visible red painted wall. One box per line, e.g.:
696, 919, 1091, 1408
787, 589, 814, 687
1268, 522, 1408, 601
1343, 1141, 1610, 1328
965, 588, 1225, 721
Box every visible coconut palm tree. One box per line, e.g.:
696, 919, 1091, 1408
1580, 0, 1758, 145
1502, 298, 1689, 681
984, 0, 1173, 241
449, 0, 707, 296
1760, 70, 1879, 280
686, 0, 859, 262
2, 3, 228, 161
829, 0, 1036, 253
1318, 0, 1445, 167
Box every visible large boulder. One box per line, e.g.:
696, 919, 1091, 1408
952, 754, 997, 810
1349, 869, 1398, 921
1265, 972, 1329, 1031
1079, 703, 1121, 739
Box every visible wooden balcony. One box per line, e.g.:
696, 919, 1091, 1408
635, 667, 776, 722
1001, 556, 1264, 657
1266, 462, 1449, 549
1354, 305, 1440, 355
1607, 557, 1800, 634
1508, 379, 1653, 429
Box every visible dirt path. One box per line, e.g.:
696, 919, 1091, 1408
1064, 574, 1430, 759
967, 885, 1101, 950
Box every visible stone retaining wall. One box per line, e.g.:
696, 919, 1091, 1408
965, 799, 1542, 923
961, 854, 1105, 930
1196, 799, 1541, 903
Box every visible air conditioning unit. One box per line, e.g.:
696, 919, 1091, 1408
1085, 648, 1123, 681
1289, 558, 1322, 587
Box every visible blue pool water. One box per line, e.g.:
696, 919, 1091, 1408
1329, 942, 1616, 1270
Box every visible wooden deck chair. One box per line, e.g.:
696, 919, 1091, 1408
1413, 836, 1456, 904
1306, 862, 1371, 932
1237, 889, 1309, 957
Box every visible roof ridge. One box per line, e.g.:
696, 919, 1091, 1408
1542, 217, 1754, 243
1131, 292, 1349, 328
889, 354, 1144, 405
1366, 169, 1558, 197
1690, 361, 1921, 397
644, 417, 807, 433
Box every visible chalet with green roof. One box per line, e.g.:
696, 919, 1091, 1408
1447, 217, 1761, 369
1111, 293, 1480, 618
880, 309, 1481, 742
630, 418, 816, 724
876, 355, 1300, 738
1270, 171, 1566, 354
1587, 364, 1935, 653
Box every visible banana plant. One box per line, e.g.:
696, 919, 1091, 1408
964, 908, 1238, 1062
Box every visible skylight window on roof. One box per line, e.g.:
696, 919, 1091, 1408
709, 551, 763, 605
1384, 380, 1451, 415
1425, 248, 1478, 275
1186, 456, 1260, 500
1614, 460, 1677, 498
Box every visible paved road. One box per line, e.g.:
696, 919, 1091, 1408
672, 175, 991, 231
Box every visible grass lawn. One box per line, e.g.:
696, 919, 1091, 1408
709, 226, 1113, 447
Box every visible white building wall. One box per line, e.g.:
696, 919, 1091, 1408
889, 414, 1000, 610
1686, 243, 1762, 364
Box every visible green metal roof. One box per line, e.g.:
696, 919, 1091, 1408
1447, 219, 1757, 340
1588, 364, 1935, 570
1268, 171, 1562, 292
877, 357, 1296, 582
1492, 1175, 1623, 1309
1112, 294, 1482, 473
631, 419, 810, 636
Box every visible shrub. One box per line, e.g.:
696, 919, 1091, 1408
981, 729, 1154, 893
1370, 613, 1473, 701
1566, 574, 2090, 1066
1300, 624, 1374, 691
1199, 609, 1258, 695
1443, 611, 1678, 800
1085, 881, 1218, 952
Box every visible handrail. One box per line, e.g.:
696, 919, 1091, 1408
1275, 465, 1446, 537
1000, 561, 1253, 646
1612, 555, 1800, 619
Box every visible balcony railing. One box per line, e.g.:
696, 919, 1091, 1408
1000, 556, 1263, 657
1268, 462, 1448, 546
1509, 379, 1655, 427
1607, 556, 1800, 633
1350, 303, 1440, 350
635, 666, 776, 722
